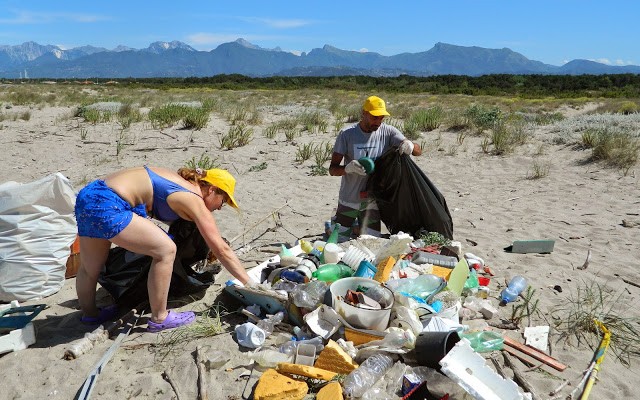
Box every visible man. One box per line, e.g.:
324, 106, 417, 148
329, 96, 422, 241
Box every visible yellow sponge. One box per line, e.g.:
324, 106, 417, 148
314, 339, 358, 374
276, 362, 337, 381
317, 381, 344, 400
374, 256, 396, 282
254, 368, 308, 400
431, 265, 454, 280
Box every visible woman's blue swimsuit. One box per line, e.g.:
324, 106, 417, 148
75, 167, 199, 239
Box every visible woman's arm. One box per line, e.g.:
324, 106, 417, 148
174, 195, 252, 284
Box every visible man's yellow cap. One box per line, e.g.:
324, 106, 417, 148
363, 96, 390, 117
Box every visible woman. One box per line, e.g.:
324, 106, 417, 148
74, 165, 253, 332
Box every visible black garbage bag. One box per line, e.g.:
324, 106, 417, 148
367, 148, 453, 239
98, 219, 215, 308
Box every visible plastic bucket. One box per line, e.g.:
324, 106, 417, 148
329, 277, 394, 331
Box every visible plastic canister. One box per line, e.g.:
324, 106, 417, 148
234, 322, 266, 348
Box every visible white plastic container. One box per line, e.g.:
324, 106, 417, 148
322, 243, 342, 264
330, 277, 394, 331
234, 322, 266, 348
341, 245, 368, 270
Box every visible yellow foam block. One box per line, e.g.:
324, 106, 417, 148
373, 256, 396, 282
314, 339, 358, 374
431, 265, 454, 280
344, 327, 385, 346
317, 381, 344, 400
254, 368, 308, 400
276, 362, 337, 381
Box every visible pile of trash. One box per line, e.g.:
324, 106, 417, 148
223, 227, 558, 400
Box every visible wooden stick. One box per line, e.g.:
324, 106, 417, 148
503, 336, 567, 371
622, 277, 640, 289
196, 346, 208, 400
490, 353, 507, 379
502, 350, 541, 400
162, 370, 182, 400
229, 203, 289, 245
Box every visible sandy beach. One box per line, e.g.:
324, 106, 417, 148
1, 87, 639, 399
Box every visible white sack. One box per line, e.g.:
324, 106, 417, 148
0, 173, 77, 301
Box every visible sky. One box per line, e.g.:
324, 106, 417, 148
0, 1, 637, 67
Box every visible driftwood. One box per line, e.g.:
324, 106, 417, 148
195, 346, 208, 400
577, 249, 591, 270
502, 351, 541, 400
162, 370, 182, 400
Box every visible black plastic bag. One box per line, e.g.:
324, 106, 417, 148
367, 148, 453, 239
98, 219, 215, 308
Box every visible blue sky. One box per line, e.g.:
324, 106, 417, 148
0, 1, 637, 66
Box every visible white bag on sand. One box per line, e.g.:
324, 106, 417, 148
0, 173, 77, 301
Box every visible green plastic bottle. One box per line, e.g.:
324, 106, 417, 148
326, 223, 341, 244
312, 263, 353, 283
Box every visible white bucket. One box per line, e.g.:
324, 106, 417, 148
329, 277, 394, 331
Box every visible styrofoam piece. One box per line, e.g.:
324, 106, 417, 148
303, 304, 343, 339
439, 339, 529, 400
524, 326, 550, 352
373, 232, 413, 264
0, 322, 36, 354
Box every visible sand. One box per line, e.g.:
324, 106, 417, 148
1, 94, 639, 400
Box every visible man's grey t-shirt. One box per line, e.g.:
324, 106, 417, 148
333, 123, 406, 207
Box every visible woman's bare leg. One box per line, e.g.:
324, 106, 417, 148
110, 215, 177, 323
76, 236, 112, 318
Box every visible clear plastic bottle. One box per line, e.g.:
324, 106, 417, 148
342, 353, 394, 398
291, 280, 328, 308
256, 311, 285, 336
500, 275, 528, 304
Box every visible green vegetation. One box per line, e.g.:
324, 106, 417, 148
184, 153, 220, 170
219, 123, 253, 149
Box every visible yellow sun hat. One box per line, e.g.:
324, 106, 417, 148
201, 169, 239, 209
363, 96, 390, 117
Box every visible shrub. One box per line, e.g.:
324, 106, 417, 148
465, 104, 503, 133
219, 123, 253, 149
313, 142, 333, 167
407, 106, 444, 132
148, 104, 189, 129
182, 107, 210, 130
185, 153, 220, 170
295, 143, 314, 162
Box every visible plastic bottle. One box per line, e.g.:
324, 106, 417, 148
256, 311, 285, 336
234, 322, 266, 348
280, 269, 306, 284
342, 353, 394, 398
326, 223, 341, 244
500, 275, 528, 304
291, 280, 328, 308
311, 263, 354, 282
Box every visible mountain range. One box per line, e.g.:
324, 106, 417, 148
1, 39, 639, 79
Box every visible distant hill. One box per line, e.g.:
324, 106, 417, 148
1, 39, 639, 79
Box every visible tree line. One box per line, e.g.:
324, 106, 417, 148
27, 73, 640, 98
